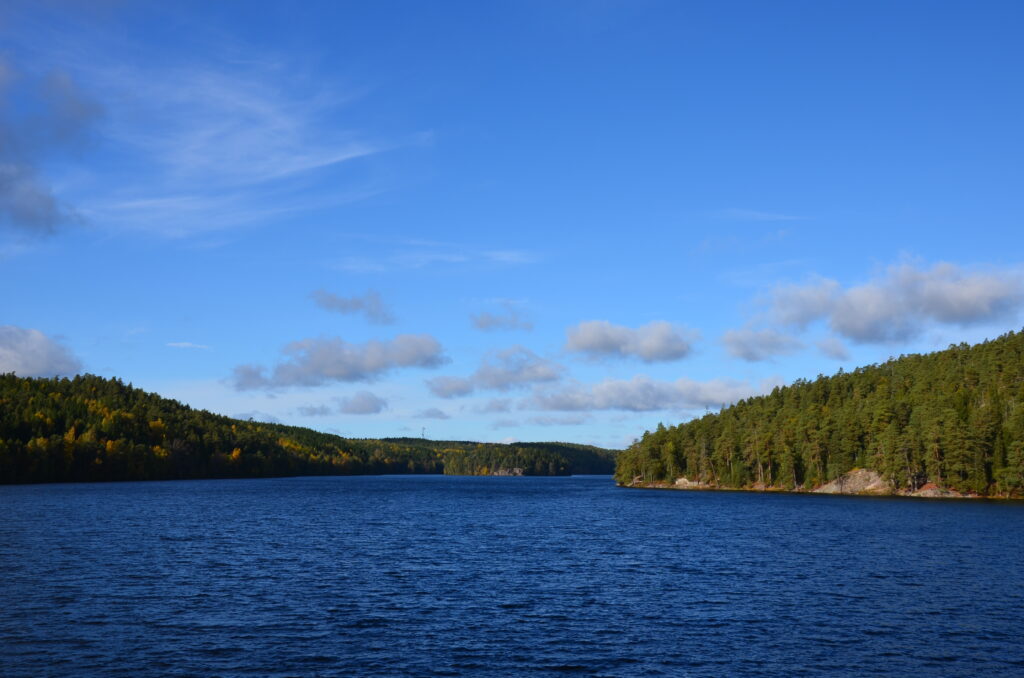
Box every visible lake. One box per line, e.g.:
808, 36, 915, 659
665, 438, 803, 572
2, 475, 1023, 676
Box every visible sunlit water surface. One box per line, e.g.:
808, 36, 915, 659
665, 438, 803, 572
2, 475, 1023, 676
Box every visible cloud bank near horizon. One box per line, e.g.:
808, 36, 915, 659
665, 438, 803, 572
525, 375, 779, 413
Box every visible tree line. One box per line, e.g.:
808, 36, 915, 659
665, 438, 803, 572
614, 329, 1024, 496
0, 373, 615, 484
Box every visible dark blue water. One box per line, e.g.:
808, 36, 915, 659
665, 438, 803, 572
2, 476, 1023, 677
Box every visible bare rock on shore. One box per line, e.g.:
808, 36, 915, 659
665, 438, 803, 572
673, 476, 710, 489
813, 469, 892, 495
908, 482, 964, 498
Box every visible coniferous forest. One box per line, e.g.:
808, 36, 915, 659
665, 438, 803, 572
614, 330, 1024, 496
0, 373, 615, 484
7, 330, 1024, 493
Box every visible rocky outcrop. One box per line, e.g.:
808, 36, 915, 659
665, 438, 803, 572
491, 467, 525, 476
673, 476, 711, 489
907, 482, 965, 498
623, 469, 981, 499
813, 469, 892, 495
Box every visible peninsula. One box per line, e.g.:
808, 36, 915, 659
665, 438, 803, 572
615, 329, 1024, 498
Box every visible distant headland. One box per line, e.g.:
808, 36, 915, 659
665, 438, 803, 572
0, 373, 616, 484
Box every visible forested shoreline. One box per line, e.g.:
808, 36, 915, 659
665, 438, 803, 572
9, 329, 1024, 494
0, 374, 615, 484
615, 330, 1024, 497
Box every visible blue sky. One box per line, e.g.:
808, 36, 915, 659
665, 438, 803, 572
2, 1, 1023, 448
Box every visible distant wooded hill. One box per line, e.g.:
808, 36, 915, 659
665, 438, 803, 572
615, 329, 1024, 496
0, 374, 616, 484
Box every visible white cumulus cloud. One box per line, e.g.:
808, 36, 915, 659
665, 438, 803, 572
426, 346, 563, 398
425, 376, 475, 398
339, 390, 388, 414
474, 346, 564, 390
771, 262, 1023, 344
526, 375, 773, 413
0, 326, 81, 377
566, 320, 695, 362
771, 277, 840, 329
722, 328, 803, 362
230, 334, 446, 390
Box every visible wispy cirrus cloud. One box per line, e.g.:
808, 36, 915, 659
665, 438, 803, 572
6, 26, 400, 238
714, 208, 805, 222
311, 289, 395, 325
471, 302, 533, 332
527, 414, 589, 426
90, 185, 385, 238
477, 398, 513, 413
484, 250, 538, 264
99, 59, 379, 183
167, 341, 210, 350
334, 248, 537, 273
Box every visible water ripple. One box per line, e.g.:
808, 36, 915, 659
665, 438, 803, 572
1, 476, 1023, 676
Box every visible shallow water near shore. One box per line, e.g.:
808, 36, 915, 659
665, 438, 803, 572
2, 475, 1023, 676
